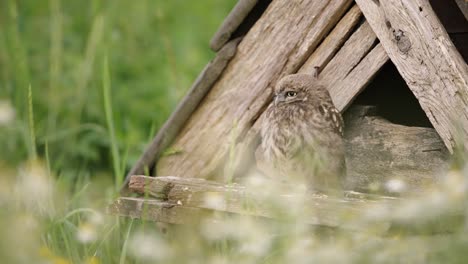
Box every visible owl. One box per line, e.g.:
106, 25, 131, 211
257, 73, 345, 193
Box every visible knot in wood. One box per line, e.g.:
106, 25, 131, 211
161, 182, 175, 200
393, 29, 411, 54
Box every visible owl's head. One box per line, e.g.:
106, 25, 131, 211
273, 73, 328, 106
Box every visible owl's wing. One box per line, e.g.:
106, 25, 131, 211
318, 104, 344, 136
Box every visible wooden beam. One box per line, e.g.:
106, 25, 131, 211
121, 38, 241, 192
121, 175, 464, 233
157, 0, 353, 179
301, 20, 389, 111
299, 4, 364, 76
331, 43, 388, 111
128, 175, 398, 230
108, 197, 212, 225
344, 105, 449, 193
455, 0, 468, 21
210, 0, 260, 51
355, 0, 468, 151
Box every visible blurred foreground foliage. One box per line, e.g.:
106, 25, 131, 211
2, 0, 468, 263
0, 0, 235, 181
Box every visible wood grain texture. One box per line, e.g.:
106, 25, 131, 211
299, 18, 390, 111
300, 4, 363, 74
210, 0, 259, 51
123, 175, 464, 233
344, 105, 449, 194
355, 0, 468, 151
455, 0, 468, 21
121, 38, 241, 192
128, 175, 398, 230
328, 43, 389, 111
157, 0, 352, 179
231, 8, 388, 180
108, 197, 211, 225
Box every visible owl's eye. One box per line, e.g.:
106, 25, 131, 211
285, 91, 297, 97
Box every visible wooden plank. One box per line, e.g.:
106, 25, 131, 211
355, 0, 468, 151
121, 38, 242, 192
301, 20, 390, 111
129, 175, 398, 230
157, 0, 353, 179
210, 0, 259, 51
108, 197, 211, 225
299, 4, 363, 74
125, 175, 464, 233
455, 0, 468, 22
344, 105, 449, 193
329, 43, 388, 111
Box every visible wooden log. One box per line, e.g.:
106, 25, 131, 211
210, 0, 260, 51
355, 0, 468, 152
122, 175, 464, 234
343, 105, 450, 194
157, 0, 353, 179
128, 175, 398, 230
108, 197, 210, 225
121, 38, 242, 192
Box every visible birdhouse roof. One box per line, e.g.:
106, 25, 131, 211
122, 0, 468, 190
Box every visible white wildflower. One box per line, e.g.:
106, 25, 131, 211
203, 192, 226, 210
385, 178, 407, 193
88, 211, 105, 226
443, 170, 466, 198
287, 238, 315, 262
15, 161, 54, 215
76, 223, 97, 244
129, 230, 172, 261
201, 219, 237, 241
0, 100, 15, 125
239, 232, 272, 257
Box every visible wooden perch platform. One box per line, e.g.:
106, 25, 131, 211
110, 175, 465, 234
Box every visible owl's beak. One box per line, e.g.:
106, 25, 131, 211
274, 93, 285, 106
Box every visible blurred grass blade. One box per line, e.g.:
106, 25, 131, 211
47, 0, 63, 134
102, 56, 122, 188
119, 219, 134, 264
28, 84, 37, 160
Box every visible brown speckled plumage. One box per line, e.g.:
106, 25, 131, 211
257, 73, 345, 192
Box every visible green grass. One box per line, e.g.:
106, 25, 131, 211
2, 0, 468, 263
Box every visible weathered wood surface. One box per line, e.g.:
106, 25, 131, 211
344, 106, 449, 194
455, 0, 468, 21
210, 0, 260, 51
108, 197, 209, 225
299, 4, 364, 76
301, 20, 389, 111
355, 0, 468, 152
157, 0, 353, 178
122, 38, 241, 191
128, 175, 398, 230
117, 175, 464, 233
229, 13, 389, 179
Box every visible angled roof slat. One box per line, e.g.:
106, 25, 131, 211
210, 0, 261, 51
356, 0, 468, 151
121, 38, 241, 192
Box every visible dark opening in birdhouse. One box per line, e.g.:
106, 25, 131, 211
352, 62, 433, 128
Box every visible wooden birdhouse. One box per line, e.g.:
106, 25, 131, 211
110, 0, 468, 230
